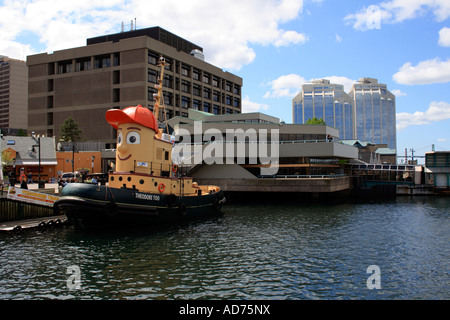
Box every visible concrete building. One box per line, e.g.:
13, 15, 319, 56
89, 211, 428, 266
293, 79, 353, 140
168, 109, 359, 193
26, 26, 243, 147
348, 78, 396, 150
341, 140, 397, 164
424, 151, 450, 188
0, 56, 28, 133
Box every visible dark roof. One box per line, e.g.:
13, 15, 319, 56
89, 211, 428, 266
1, 136, 56, 164
87, 26, 203, 55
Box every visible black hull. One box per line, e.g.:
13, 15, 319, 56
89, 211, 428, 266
54, 183, 226, 228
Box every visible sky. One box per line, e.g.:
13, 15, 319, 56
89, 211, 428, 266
1, 0, 450, 161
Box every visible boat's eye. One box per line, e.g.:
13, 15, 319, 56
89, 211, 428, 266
127, 131, 141, 144
117, 132, 123, 144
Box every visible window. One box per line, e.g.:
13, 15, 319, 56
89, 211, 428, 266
148, 69, 157, 83
212, 77, 219, 87
193, 85, 201, 96
47, 96, 53, 109
193, 69, 200, 81
181, 96, 190, 109
75, 58, 91, 72
193, 99, 200, 110
113, 52, 120, 66
94, 55, 111, 69
181, 65, 190, 77
58, 60, 72, 74
113, 70, 120, 84
203, 102, 211, 113
48, 79, 54, 92
181, 81, 190, 93
164, 58, 172, 71
113, 89, 120, 103
148, 52, 158, 65
203, 88, 211, 99
163, 92, 173, 106
203, 73, 210, 84
213, 91, 220, 102
148, 87, 157, 101
163, 75, 173, 88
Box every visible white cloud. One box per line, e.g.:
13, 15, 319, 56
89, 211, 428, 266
274, 30, 308, 47
438, 27, 450, 47
396, 101, 450, 130
335, 34, 342, 43
0, 0, 307, 70
393, 58, 450, 85
437, 138, 447, 142
264, 74, 307, 98
242, 95, 269, 113
345, 0, 450, 31
391, 89, 407, 97
264, 75, 356, 98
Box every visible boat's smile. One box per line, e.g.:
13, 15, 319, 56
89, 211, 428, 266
118, 154, 132, 161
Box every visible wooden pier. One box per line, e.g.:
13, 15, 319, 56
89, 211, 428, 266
0, 215, 69, 234
1, 184, 68, 233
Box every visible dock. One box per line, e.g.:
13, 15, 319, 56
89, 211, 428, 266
0, 215, 69, 234
1, 183, 68, 233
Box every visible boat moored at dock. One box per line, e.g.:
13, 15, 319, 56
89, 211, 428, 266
54, 57, 225, 228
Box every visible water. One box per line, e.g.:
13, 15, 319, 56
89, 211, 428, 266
0, 196, 448, 300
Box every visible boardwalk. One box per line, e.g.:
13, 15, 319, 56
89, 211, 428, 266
0, 215, 68, 233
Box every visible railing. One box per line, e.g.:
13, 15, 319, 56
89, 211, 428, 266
258, 174, 347, 179
0, 185, 56, 222
132, 160, 188, 177
176, 139, 334, 146
347, 164, 415, 171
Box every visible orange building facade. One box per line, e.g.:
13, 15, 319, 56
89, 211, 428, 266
56, 151, 102, 176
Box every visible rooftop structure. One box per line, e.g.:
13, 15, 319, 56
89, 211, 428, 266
26, 26, 243, 147
168, 110, 359, 193
0, 56, 28, 133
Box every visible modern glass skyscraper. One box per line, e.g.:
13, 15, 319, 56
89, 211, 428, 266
292, 79, 353, 140
348, 78, 396, 150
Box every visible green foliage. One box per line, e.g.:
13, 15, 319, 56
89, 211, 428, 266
306, 117, 327, 125
59, 116, 83, 142
17, 129, 27, 136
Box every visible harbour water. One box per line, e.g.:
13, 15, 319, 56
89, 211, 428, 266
0, 196, 448, 300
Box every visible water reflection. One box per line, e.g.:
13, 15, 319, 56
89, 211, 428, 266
0, 197, 449, 300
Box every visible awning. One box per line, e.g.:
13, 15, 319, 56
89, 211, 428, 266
14, 160, 58, 166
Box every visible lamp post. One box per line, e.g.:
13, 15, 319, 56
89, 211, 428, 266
31, 132, 42, 188
0, 129, 3, 183
91, 155, 95, 174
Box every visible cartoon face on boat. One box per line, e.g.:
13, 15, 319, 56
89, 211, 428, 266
106, 105, 158, 172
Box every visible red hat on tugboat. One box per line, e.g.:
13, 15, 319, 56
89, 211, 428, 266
106, 105, 158, 132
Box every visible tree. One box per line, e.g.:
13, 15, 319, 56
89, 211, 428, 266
306, 117, 327, 125
1, 149, 14, 178
59, 116, 83, 142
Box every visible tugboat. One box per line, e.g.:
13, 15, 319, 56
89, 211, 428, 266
54, 57, 225, 228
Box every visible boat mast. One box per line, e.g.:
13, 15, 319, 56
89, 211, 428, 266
153, 56, 169, 133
